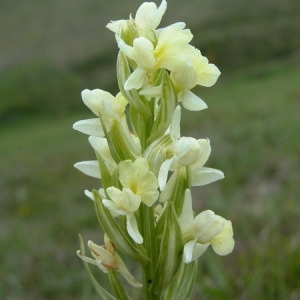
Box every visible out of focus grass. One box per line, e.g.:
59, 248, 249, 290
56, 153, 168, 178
1, 59, 299, 299
1, 0, 300, 299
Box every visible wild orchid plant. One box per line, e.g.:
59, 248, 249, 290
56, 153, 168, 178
73, 1, 234, 299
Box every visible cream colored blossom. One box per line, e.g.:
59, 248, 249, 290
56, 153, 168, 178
178, 190, 234, 263
118, 23, 193, 91
77, 236, 142, 287
119, 157, 159, 206
107, 0, 167, 36
158, 106, 224, 190
154, 22, 193, 70
81, 90, 127, 128
103, 187, 143, 244
170, 63, 208, 111
170, 46, 221, 111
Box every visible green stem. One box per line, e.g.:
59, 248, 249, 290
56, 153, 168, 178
139, 203, 156, 299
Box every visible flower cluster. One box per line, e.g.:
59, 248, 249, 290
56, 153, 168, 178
74, 1, 234, 298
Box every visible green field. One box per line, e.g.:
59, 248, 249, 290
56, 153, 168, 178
1, 0, 300, 299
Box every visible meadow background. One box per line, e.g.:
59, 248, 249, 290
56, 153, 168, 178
1, 0, 299, 299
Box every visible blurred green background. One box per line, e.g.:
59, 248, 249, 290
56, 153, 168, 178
1, 0, 299, 299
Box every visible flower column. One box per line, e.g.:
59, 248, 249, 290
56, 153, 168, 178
74, 1, 234, 299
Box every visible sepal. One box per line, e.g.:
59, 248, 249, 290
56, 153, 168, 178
72, 118, 104, 136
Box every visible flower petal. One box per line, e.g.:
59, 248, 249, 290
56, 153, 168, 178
72, 118, 104, 136
125, 66, 147, 90
158, 158, 173, 191
139, 86, 161, 98
88, 136, 117, 172
191, 242, 210, 261
211, 220, 235, 256
126, 214, 143, 244
84, 189, 94, 201
182, 239, 197, 263
132, 37, 155, 68
191, 167, 224, 187
170, 63, 197, 91
106, 19, 127, 34
118, 40, 135, 61
174, 137, 202, 166
155, 23, 193, 70
102, 199, 125, 217
135, 0, 167, 30
74, 161, 100, 178
181, 90, 207, 111
119, 158, 159, 206
106, 187, 141, 213
189, 47, 221, 87
170, 105, 181, 141
197, 63, 221, 87
193, 211, 225, 243
87, 240, 117, 270
191, 139, 211, 167
178, 189, 194, 232
81, 89, 115, 116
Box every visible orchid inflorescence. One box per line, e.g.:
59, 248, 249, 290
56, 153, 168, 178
74, 1, 234, 299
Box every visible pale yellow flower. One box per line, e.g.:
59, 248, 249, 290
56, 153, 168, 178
118, 22, 193, 91
158, 107, 224, 190
103, 187, 143, 244
81, 90, 127, 128
178, 190, 234, 263
119, 157, 159, 207
170, 46, 221, 111
154, 22, 193, 71
106, 0, 167, 36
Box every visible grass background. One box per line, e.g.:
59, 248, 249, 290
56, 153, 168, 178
1, 0, 299, 299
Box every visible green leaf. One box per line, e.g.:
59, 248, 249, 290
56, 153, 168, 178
129, 106, 151, 152
95, 151, 116, 191
78, 234, 116, 300
117, 52, 151, 118
163, 261, 198, 300
93, 190, 150, 265
147, 72, 177, 144
109, 121, 136, 161
98, 115, 122, 164
151, 202, 183, 293
108, 271, 132, 300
